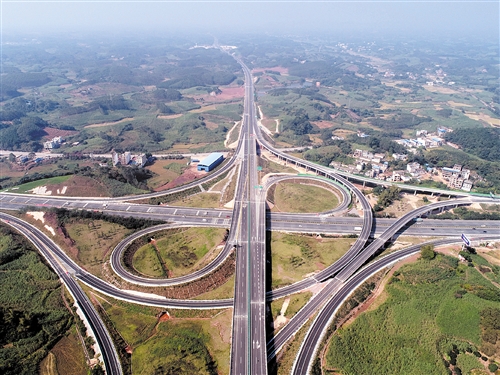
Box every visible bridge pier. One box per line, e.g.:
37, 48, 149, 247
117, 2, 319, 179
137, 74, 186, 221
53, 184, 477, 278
363, 181, 366, 188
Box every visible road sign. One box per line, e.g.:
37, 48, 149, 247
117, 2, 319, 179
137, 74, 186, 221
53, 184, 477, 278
461, 233, 471, 247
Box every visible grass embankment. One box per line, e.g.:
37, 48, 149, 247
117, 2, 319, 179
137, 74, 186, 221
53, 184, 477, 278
325, 253, 500, 375
90, 292, 232, 375
132, 227, 227, 278
3, 175, 72, 193
269, 233, 353, 288
193, 275, 235, 300
169, 192, 222, 208
271, 182, 339, 213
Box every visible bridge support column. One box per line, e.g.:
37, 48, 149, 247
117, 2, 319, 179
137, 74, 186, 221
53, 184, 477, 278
363, 181, 366, 188
414, 190, 417, 196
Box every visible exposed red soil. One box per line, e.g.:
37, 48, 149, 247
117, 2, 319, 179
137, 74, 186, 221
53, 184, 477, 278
312, 120, 337, 129
42, 127, 79, 139
252, 66, 289, 75
190, 86, 245, 102
154, 165, 206, 191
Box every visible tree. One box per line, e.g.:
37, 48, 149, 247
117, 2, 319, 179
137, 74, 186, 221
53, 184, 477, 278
420, 244, 436, 260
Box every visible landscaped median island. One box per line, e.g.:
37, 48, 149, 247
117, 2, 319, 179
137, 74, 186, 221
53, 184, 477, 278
268, 232, 353, 289
129, 227, 228, 278
322, 246, 500, 375
269, 181, 340, 213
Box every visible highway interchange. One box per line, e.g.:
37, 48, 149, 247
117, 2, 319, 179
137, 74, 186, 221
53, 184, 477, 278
1, 48, 499, 375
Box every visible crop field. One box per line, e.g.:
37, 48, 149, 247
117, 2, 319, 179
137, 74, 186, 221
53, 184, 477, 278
3, 175, 72, 193
325, 253, 500, 375
269, 233, 353, 288
132, 227, 227, 278
271, 182, 340, 213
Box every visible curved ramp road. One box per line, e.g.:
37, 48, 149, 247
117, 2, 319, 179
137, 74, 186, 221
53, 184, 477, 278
292, 235, 500, 375
110, 223, 236, 287
0, 213, 233, 310
1, 218, 123, 375
262, 174, 352, 215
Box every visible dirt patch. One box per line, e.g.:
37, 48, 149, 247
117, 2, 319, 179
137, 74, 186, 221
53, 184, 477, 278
47, 175, 109, 197
191, 86, 245, 102
154, 165, 206, 191
447, 100, 473, 108
252, 66, 289, 75
43, 127, 79, 139
312, 120, 337, 129
157, 113, 183, 119
463, 112, 500, 127
84, 117, 134, 128
204, 121, 219, 130
423, 85, 459, 95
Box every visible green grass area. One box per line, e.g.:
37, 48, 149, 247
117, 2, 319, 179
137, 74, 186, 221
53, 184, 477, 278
132, 227, 227, 278
132, 244, 166, 278
92, 292, 231, 375
169, 192, 222, 208
325, 254, 500, 375
269, 233, 352, 288
271, 182, 339, 213
64, 219, 132, 277
193, 275, 235, 300
4, 175, 72, 193
270, 291, 313, 324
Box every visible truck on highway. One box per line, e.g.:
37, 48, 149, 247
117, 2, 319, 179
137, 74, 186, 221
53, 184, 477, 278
354, 226, 362, 231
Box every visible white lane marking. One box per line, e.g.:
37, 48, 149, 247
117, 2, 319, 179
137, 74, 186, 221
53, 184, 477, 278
83, 202, 88, 207
126, 206, 131, 211
147, 207, 151, 213
174, 209, 178, 214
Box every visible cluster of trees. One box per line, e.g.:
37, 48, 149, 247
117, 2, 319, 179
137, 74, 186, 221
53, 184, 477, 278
62, 95, 130, 116
0, 226, 73, 375
304, 144, 354, 166
480, 307, 500, 355
287, 60, 379, 90
0, 116, 49, 151
445, 127, 500, 162
430, 207, 500, 221
283, 112, 314, 135
0, 72, 51, 101
77, 165, 154, 194
420, 244, 436, 260
49, 207, 165, 230
156, 67, 236, 90
372, 185, 401, 211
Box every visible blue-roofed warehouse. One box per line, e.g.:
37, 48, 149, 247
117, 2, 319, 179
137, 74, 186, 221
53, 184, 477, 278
197, 152, 224, 172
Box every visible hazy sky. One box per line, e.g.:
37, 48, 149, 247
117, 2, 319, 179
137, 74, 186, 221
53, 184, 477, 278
2, 1, 499, 39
